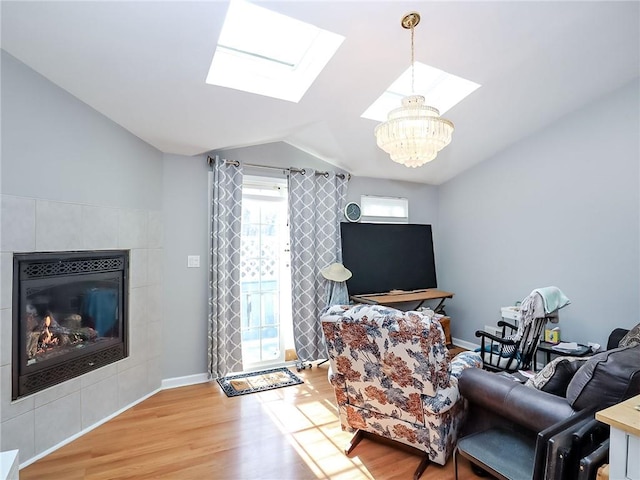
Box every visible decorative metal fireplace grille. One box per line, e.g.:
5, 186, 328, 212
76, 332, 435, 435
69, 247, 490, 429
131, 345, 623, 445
12, 250, 129, 400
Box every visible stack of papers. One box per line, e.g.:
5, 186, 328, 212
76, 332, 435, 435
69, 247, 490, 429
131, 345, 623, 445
552, 342, 580, 352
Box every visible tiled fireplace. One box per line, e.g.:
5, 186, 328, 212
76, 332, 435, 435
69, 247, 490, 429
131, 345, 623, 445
12, 250, 129, 400
1, 195, 164, 463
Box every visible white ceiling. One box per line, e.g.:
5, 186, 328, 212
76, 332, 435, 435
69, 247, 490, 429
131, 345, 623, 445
2, 1, 639, 185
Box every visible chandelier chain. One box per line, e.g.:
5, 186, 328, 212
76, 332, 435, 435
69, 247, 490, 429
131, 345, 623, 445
410, 23, 415, 94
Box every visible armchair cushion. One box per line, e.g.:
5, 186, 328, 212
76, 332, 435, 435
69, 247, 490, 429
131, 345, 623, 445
525, 356, 589, 396
566, 344, 640, 410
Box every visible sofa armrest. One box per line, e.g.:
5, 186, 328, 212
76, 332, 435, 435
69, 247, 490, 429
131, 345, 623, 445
459, 368, 577, 432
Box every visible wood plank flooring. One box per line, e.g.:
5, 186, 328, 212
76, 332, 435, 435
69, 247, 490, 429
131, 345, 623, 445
21, 363, 479, 480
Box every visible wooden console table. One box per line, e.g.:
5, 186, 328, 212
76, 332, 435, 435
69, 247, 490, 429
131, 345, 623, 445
350, 289, 454, 346
350, 289, 454, 313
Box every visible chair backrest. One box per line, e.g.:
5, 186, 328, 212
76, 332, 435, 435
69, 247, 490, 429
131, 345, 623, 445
479, 315, 547, 372
514, 288, 566, 369
321, 304, 451, 400
518, 316, 547, 370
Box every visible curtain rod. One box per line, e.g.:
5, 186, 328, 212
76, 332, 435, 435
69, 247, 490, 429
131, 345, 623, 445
207, 156, 350, 180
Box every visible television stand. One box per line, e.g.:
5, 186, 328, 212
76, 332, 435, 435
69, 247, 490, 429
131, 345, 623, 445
350, 288, 453, 314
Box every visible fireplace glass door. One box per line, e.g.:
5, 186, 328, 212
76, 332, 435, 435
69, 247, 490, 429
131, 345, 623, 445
21, 274, 122, 368
13, 250, 128, 399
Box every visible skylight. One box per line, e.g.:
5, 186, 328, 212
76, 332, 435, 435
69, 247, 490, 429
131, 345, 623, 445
206, 0, 344, 103
362, 62, 481, 122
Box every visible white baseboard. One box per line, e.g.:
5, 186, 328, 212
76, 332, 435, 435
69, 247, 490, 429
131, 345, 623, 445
161, 373, 210, 390
452, 337, 479, 352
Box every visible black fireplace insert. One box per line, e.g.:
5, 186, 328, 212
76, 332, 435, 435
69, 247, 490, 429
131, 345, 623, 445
12, 250, 129, 400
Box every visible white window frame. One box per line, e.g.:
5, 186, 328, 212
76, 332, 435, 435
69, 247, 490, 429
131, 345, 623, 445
360, 195, 409, 224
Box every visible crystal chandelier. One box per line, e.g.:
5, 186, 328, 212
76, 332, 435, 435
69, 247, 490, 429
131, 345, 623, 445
375, 12, 454, 168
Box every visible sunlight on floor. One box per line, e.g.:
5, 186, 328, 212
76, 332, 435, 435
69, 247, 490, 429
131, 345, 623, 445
257, 377, 375, 479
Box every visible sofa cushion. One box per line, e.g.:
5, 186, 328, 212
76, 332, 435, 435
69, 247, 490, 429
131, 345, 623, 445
619, 322, 640, 347
566, 344, 640, 410
525, 356, 588, 396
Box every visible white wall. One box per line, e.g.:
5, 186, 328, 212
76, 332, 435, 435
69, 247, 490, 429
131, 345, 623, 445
161, 154, 209, 379
0, 54, 162, 210
0, 51, 165, 465
437, 79, 640, 347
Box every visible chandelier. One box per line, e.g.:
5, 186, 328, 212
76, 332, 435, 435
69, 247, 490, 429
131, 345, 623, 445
375, 12, 454, 168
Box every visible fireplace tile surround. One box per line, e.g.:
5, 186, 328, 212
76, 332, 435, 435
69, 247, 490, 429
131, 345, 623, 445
0, 194, 164, 464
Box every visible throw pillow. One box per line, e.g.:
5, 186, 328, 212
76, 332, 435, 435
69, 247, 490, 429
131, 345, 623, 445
566, 344, 640, 410
525, 356, 588, 396
619, 322, 640, 347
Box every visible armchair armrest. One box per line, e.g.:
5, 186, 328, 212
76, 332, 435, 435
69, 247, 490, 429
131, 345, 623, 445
497, 319, 518, 333
475, 329, 517, 345
450, 351, 483, 379
424, 352, 483, 415
459, 368, 577, 432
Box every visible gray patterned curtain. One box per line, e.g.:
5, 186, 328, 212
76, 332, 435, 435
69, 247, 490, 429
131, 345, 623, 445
289, 169, 348, 363
208, 157, 244, 378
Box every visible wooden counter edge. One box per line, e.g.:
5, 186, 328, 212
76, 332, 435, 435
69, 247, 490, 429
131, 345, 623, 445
595, 394, 640, 437
351, 289, 454, 305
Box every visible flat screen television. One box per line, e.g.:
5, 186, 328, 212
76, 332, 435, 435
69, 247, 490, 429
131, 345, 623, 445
340, 223, 437, 296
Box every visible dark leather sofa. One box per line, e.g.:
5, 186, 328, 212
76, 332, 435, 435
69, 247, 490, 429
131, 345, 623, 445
456, 327, 640, 480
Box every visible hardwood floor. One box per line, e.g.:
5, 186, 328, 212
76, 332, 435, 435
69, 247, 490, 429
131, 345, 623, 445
21, 363, 479, 480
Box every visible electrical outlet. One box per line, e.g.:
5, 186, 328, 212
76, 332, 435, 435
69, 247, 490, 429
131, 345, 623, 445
187, 255, 200, 268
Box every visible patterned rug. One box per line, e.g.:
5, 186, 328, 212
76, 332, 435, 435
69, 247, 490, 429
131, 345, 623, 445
217, 367, 304, 397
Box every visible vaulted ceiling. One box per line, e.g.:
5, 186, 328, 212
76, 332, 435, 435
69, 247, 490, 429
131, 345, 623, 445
2, 1, 638, 184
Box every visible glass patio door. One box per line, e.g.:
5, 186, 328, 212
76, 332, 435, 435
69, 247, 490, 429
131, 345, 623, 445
239, 176, 291, 369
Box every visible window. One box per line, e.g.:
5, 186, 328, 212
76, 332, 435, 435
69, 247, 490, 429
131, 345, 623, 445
361, 62, 481, 121
360, 195, 409, 224
206, 0, 344, 103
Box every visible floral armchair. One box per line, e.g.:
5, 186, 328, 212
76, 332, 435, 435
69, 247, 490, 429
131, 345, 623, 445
320, 303, 482, 478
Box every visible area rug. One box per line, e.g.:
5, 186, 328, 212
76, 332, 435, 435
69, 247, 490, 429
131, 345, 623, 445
217, 367, 304, 397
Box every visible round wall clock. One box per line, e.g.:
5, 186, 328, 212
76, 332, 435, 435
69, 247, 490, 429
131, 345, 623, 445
344, 202, 362, 222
